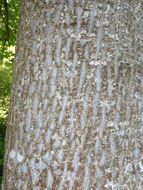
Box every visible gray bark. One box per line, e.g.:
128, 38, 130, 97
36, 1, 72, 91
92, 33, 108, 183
2, 0, 143, 189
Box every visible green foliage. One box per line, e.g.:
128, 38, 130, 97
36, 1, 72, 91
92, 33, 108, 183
0, 0, 19, 44
0, 0, 19, 186
0, 117, 6, 187
0, 62, 13, 97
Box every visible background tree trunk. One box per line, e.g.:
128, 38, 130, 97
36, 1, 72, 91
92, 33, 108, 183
2, 0, 143, 189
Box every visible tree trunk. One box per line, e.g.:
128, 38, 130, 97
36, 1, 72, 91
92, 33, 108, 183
2, 0, 143, 189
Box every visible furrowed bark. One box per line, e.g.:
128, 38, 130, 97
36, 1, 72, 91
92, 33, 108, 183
2, 0, 143, 189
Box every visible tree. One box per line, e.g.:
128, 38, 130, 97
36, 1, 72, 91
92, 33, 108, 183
0, 0, 19, 185
2, 0, 143, 189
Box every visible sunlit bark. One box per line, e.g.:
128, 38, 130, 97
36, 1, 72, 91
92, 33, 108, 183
2, 0, 143, 189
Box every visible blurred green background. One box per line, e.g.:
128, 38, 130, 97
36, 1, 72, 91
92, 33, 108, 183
0, 0, 19, 186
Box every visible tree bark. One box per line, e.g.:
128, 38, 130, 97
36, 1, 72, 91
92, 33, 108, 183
2, 0, 143, 189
